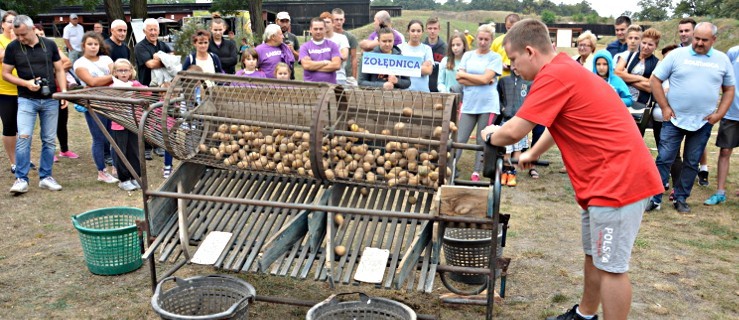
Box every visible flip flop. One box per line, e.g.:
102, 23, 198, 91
529, 168, 540, 179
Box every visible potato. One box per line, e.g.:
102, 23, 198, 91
212, 132, 222, 140
394, 122, 406, 131
353, 169, 364, 180
360, 187, 369, 196
418, 165, 430, 176
363, 153, 375, 164
404, 148, 418, 161
408, 175, 419, 186
366, 172, 376, 182
334, 245, 346, 256
302, 132, 310, 142
449, 121, 458, 132
325, 169, 335, 179
220, 133, 232, 142
387, 178, 398, 187
236, 160, 247, 169
297, 167, 306, 175
215, 152, 223, 160
381, 129, 391, 135
362, 161, 372, 172
198, 144, 208, 153
433, 103, 443, 111
407, 161, 418, 172
375, 167, 386, 177
408, 195, 417, 204
264, 135, 274, 144
347, 160, 359, 172
401, 107, 413, 117
229, 124, 239, 133
218, 124, 229, 133
209, 147, 219, 155
419, 152, 430, 161
433, 126, 443, 138
334, 214, 344, 225
350, 123, 360, 132
429, 171, 439, 181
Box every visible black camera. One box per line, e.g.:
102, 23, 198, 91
35, 78, 50, 96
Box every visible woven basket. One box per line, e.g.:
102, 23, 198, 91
306, 292, 416, 320
151, 275, 256, 320
72, 207, 144, 275
442, 226, 503, 284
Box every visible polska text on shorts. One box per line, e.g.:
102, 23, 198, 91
581, 197, 650, 273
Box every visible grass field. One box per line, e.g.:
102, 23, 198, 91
0, 10, 736, 320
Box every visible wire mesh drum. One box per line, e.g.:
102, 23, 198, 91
160, 72, 335, 178
57, 72, 459, 190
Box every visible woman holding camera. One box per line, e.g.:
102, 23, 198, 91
73, 31, 118, 184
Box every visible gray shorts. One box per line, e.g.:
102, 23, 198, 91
581, 197, 649, 273
716, 118, 739, 149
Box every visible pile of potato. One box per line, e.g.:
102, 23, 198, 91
196, 119, 455, 190
322, 118, 454, 189
198, 124, 314, 176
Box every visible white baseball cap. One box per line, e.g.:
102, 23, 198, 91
70, 14, 78, 19
276, 12, 290, 21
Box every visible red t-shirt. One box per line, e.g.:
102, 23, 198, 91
516, 53, 663, 209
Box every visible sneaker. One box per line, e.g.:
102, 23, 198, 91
9, 178, 28, 194
698, 170, 709, 186
506, 171, 517, 187
39, 177, 62, 191
53, 155, 59, 162
163, 166, 172, 179
703, 193, 726, 206
58, 151, 79, 159
546, 304, 597, 320
645, 200, 661, 212
154, 147, 166, 157
145, 149, 153, 161
97, 170, 120, 184
471, 172, 480, 182
674, 200, 691, 213
118, 180, 139, 191
500, 172, 509, 185
131, 179, 141, 189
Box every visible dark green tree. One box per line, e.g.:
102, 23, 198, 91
541, 10, 556, 24
635, 0, 671, 21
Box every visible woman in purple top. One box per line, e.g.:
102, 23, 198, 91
255, 24, 295, 78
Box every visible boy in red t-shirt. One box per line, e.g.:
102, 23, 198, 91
481, 19, 663, 320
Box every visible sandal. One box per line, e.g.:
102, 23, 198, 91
529, 168, 540, 179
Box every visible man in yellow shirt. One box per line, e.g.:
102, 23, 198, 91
491, 13, 521, 77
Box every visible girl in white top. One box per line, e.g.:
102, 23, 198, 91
73, 31, 118, 184
398, 20, 434, 92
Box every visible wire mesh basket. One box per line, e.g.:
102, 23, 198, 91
306, 292, 416, 320
71, 207, 144, 275
442, 227, 504, 284
151, 275, 256, 320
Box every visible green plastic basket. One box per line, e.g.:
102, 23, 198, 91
72, 207, 144, 275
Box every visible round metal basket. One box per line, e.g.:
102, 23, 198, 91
442, 227, 503, 284
151, 275, 256, 320
306, 292, 416, 320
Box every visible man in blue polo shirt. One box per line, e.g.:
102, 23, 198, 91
647, 22, 735, 213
